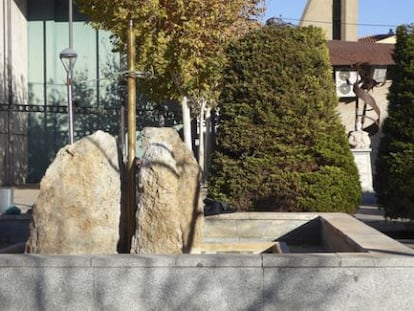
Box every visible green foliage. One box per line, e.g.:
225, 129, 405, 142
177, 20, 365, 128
74, 0, 264, 107
208, 24, 361, 212
374, 24, 414, 219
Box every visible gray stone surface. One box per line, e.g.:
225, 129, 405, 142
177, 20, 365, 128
0, 266, 93, 311
93, 267, 175, 311
175, 254, 262, 267
2, 212, 414, 310
0, 254, 414, 310
262, 253, 342, 267
203, 219, 239, 241
204, 212, 414, 255
0, 254, 92, 267
237, 220, 306, 239
93, 266, 263, 311
263, 267, 414, 311
204, 218, 311, 242
91, 254, 176, 267
263, 267, 369, 311
173, 267, 263, 311
322, 213, 414, 254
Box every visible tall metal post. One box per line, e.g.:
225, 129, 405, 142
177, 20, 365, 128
67, 71, 74, 144
69, 0, 73, 49
68, 0, 74, 143
59, 0, 75, 145
60, 47, 77, 145
126, 20, 137, 250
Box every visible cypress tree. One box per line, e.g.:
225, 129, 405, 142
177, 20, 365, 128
374, 24, 414, 219
208, 24, 361, 212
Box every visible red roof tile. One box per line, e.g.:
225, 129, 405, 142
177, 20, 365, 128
327, 40, 395, 65
358, 32, 395, 43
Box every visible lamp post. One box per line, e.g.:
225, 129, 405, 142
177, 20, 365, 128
59, 47, 77, 144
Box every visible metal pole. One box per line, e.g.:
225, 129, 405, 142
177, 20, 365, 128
5, 0, 13, 185
68, 0, 74, 144
67, 72, 74, 144
69, 0, 73, 49
126, 20, 136, 250
354, 97, 359, 131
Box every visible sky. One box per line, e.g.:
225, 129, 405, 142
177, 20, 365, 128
264, 0, 414, 38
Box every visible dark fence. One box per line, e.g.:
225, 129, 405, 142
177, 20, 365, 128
0, 101, 182, 183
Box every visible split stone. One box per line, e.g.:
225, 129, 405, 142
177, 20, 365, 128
131, 127, 203, 254
25, 131, 122, 254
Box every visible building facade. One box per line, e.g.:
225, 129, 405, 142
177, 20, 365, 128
1, 0, 124, 185
1, 0, 183, 185
300, 0, 359, 41
1, 0, 28, 185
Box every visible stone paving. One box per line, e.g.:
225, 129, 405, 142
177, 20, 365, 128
5, 185, 390, 221
11, 184, 40, 213
3, 184, 414, 249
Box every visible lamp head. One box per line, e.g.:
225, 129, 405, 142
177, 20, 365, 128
59, 48, 78, 74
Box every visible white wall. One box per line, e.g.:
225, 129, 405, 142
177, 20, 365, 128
0, 0, 28, 185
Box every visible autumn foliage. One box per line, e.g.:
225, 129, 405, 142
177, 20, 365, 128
75, 0, 264, 103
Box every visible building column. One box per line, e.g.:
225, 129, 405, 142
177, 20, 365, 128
0, 0, 28, 185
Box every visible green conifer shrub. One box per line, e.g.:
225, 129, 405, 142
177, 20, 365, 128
208, 24, 361, 212
374, 25, 414, 219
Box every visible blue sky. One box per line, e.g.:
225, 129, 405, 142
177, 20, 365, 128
264, 0, 414, 37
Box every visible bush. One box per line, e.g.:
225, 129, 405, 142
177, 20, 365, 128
374, 25, 414, 220
208, 24, 361, 212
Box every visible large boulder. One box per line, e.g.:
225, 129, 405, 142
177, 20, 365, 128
131, 127, 203, 254
25, 131, 122, 254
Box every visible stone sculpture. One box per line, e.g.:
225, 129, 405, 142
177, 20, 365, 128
25, 131, 122, 254
131, 127, 203, 254
348, 123, 371, 149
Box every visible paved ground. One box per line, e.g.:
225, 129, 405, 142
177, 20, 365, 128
354, 204, 384, 221
355, 204, 414, 249
11, 184, 40, 213
6, 185, 389, 221
3, 184, 414, 249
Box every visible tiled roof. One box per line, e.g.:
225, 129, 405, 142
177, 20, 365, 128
358, 31, 395, 43
327, 40, 395, 65
359, 35, 388, 43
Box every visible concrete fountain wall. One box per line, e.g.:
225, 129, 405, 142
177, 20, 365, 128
1, 213, 414, 310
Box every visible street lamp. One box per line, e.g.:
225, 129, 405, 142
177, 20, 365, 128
59, 47, 77, 144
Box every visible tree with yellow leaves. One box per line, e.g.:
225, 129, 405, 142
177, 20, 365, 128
75, 0, 264, 151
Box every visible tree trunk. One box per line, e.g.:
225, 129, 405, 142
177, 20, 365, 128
181, 96, 192, 151
198, 99, 206, 175
204, 106, 212, 179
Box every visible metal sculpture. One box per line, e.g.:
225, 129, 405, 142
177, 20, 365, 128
347, 63, 382, 136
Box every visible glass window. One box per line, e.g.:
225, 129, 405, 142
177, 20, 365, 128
27, 0, 121, 182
